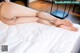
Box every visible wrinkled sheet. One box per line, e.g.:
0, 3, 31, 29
0, 21, 80, 53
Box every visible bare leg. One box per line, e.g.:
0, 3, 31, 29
11, 17, 55, 26
37, 18, 54, 26
1, 17, 39, 25
1, 2, 77, 32
1, 15, 55, 26
1, 2, 58, 21
1, 2, 38, 19
15, 17, 55, 26
59, 25, 78, 31
0, 2, 55, 25
36, 12, 58, 22
38, 19, 78, 32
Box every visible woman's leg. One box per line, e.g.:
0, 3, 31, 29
1, 2, 58, 22
1, 16, 55, 25
37, 18, 54, 26
14, 16, 54, 26
1, 2, 38, 19
59, 25, 78, 31
36, 12, 58, 22
1, 2, 75, 30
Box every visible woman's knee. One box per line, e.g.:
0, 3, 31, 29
36, 12, 44, 17
37, 18, 52, 25
36, 12, 51, 19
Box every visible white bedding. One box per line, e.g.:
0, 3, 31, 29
0, 21, 80, 53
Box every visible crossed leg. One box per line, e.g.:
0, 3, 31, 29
1, 2, 58, 21
0, 2, 78, 31
1, 2, 57, 25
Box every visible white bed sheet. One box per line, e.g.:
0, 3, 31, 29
0, 21, 80, 53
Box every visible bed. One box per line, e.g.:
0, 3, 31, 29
0, 21, 80, 53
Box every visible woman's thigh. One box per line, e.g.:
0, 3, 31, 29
1, 2, 38, 18
14, 17, 39, 24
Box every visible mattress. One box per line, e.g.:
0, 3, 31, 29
0, 21, 80, 53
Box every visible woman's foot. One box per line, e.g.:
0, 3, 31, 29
51, 19, 73, 27
59, 25, 78, 32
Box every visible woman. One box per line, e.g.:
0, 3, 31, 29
0, 2, 78, 31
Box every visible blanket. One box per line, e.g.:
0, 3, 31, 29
0, 21, 80, 53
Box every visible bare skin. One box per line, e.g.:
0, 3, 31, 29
59, 25, 78, 31
0, 2, 78, 32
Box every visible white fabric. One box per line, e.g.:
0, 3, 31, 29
0, 21, 80, 53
